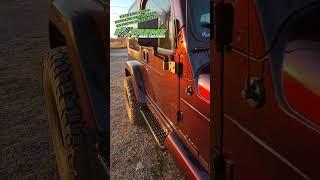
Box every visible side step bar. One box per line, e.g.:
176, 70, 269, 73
140, 106, 167, 149
140, 105, 209, 179
165, 132, 210, 180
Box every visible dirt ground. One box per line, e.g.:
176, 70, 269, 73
0, 0, 58, 179
110, 48, 184, 179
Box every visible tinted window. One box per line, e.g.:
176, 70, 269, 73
145, 0, 172, 50
128, 2, 139, 51
189, 0, 210, 41
256, 0, 320, 47
282, 40, 320, 126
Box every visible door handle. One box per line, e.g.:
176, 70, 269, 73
143, 49, 148, 63
185, 86, 193, 96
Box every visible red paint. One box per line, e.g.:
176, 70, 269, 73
283, 72, 320, 126
126, 0, 211, 175
211, 1, 320, 179
165, 133, 208, 180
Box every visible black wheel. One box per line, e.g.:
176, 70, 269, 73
43, 46, 104, 180
123, 76, 144, 126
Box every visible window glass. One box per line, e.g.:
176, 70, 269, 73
128, 2, 139, 51
189, 0, 210, 41
282, 40, 320, 126
145, 0, 172, 50
256, 0, 319, 46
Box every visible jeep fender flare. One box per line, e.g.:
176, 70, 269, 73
125, 60, 146, 105
48, 0, 108, 132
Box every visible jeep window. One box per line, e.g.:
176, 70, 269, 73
282, 38, 320, 127
256, 0, 320, 46
144, 0, 172, 50
128, 2, 139, 51
189, 0, 210, 41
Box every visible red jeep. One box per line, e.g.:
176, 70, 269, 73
124, 0, 320, 179
123, 0, 210, 178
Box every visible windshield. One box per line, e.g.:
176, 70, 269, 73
188, 0, 210, 41
256, 0, 320, 47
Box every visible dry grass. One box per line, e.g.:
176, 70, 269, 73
110, 37, 127, 49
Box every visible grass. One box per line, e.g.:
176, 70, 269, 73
110, 37, 127, 49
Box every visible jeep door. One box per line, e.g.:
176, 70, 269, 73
212, 0, 320, 179
177, 0, 211, 171
139, 0, 180, 125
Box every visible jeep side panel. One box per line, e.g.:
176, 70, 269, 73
175, 0, 211, 170
128, 0, 211, 173
212, 1, 320, 179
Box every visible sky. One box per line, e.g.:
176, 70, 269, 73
110, 0, 135, 38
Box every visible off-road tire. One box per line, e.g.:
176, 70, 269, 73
43, 46, 103, 180
123, 76, 144, 126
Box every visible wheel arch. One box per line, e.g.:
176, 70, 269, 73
125, 60, 146, 104
48, 0, 108, 133
49, 21, 66, 49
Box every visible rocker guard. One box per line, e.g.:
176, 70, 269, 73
165, 132, 210, 180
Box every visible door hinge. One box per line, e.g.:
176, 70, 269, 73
163, 62, 183, 77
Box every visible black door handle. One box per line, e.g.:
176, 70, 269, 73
143, 49, 148, 62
